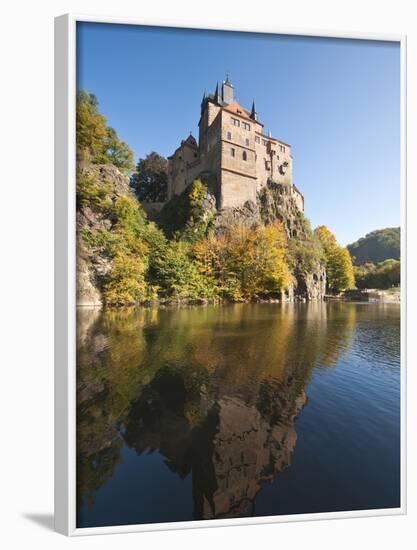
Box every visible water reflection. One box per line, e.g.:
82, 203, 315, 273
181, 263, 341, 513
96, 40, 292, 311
76, 302, 398, 525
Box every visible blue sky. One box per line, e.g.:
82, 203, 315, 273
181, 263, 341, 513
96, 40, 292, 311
77, 23, 400, 246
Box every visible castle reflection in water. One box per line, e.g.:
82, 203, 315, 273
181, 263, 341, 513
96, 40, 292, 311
77, 302, 362, 523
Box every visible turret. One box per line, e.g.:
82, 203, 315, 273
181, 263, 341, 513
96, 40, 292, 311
222, 75, 234, 105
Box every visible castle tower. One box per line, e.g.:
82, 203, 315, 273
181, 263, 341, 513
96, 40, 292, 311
222, 75, 234, 105
167, 78, 303, 212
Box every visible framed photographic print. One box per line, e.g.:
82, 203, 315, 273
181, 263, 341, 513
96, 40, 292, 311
54, 14, 406, 536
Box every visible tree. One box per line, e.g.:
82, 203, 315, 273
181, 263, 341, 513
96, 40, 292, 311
130, 152, 168, 202
151, 241, 212, 300
194, 221, 292, 301
347, 227, 400, 265
76, 89, 135, 171
354, 259, 400, 289
103, 127, 135, 171
104, 253, 148, 306
76, 90, 108, 163
315, 226, 355, 293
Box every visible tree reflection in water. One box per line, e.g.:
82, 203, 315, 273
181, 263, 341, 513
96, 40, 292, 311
76, 302, 358, 520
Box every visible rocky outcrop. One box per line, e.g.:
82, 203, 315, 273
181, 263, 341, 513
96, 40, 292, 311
76, 163, 134, 307
292, 264, 327, 301
211, 179, 327, 301
258, 180, 307, 240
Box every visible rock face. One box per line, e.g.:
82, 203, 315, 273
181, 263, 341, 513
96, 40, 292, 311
76, 163, 133, 307
292, 264, 327, 301
212, 179, 327, 301
258, 180, 307, 240
76, 164, 326, 305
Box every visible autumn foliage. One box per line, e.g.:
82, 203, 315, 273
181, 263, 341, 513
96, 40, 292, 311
76, 90, 358, 306
194, 221, 292, 301
314, 226, 355, 293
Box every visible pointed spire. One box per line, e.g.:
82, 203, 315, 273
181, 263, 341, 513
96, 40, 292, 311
214, 82, 221, 104
250, 99, 258, 121
200, 90, 206, 114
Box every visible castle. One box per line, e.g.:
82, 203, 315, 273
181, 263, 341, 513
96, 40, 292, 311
167, 76, 304, 212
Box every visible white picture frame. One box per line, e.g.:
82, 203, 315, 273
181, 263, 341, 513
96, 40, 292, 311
54, 13, 407, 536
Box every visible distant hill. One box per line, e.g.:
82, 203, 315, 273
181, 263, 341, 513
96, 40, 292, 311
347, 227, 400, 265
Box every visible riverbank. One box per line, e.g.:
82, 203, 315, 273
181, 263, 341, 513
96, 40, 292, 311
326, 288, 400, 303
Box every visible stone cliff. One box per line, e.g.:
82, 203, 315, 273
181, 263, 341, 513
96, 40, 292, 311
76, 162, 326, 306
76, 163, 134, 307
184, 178, 327, 302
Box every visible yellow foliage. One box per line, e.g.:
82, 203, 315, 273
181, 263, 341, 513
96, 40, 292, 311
104, 253, 148, 306
314, 225, 355, 293
194, 220, 292, 300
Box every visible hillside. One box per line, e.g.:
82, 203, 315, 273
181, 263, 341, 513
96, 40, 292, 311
75, 89, 357, 306
347, 227, 400, 265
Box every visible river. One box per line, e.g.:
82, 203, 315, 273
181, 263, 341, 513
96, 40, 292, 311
76, 301, 401, 527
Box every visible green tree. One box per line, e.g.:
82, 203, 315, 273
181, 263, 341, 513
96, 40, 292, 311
347, 227, 400, 265
315, 225, 355, 293
152, 240, 212, 300
103, 127, 135, 171
131, 152, 168, 202
76, 89, 134, 171
354, 259, 400, 289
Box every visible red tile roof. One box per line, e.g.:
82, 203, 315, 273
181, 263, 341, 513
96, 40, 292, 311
222, 101, 253, 121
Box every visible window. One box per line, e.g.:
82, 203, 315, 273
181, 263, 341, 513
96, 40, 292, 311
231, 147, 235, 157
242, 151, 247, 161
245, 138, 250, 146
280, 145, 286, 153
262, 139, 268, 146
265, 160, 270, 170
242, 122, 251, 131
227, 131, 232, 140
232, 118, 240, 127
255, 136, 260, 144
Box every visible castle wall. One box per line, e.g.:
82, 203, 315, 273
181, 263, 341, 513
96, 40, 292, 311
254, 137, 293, 191
292, 186, 304, 211
220, 170, 257, 208
199, 102, 222, 155
219, 110, 257, 208
167, 91, 304, 212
